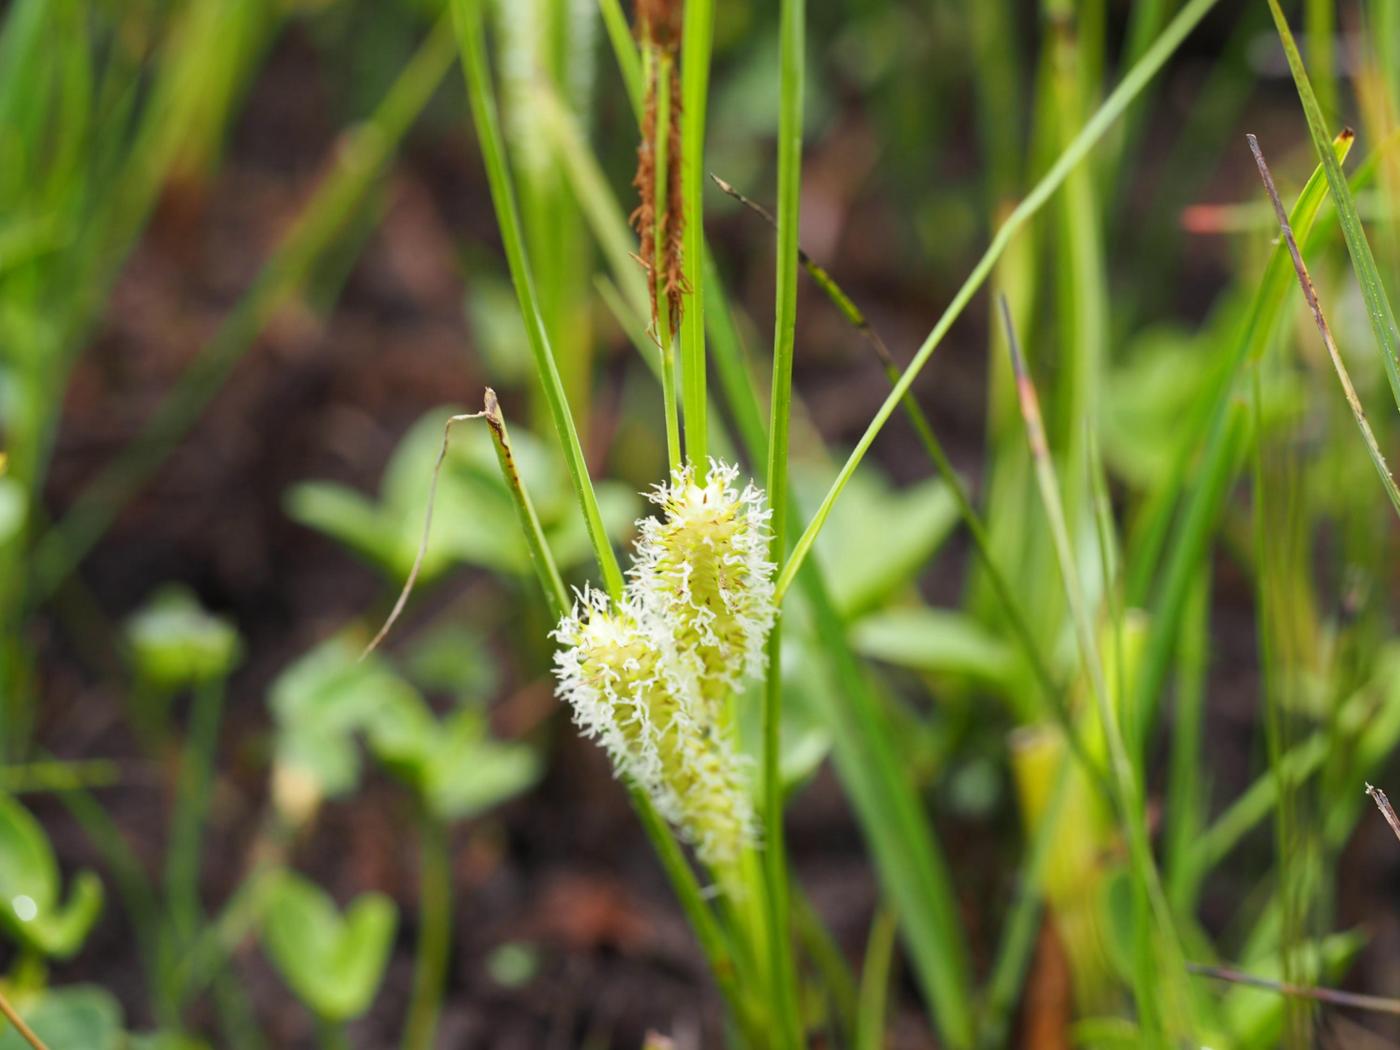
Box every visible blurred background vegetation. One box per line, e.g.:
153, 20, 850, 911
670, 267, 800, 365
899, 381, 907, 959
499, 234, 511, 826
3, 0, 1400, 1046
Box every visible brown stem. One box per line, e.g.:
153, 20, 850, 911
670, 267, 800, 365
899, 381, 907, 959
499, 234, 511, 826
0, 987, 49, 1050
1188, 962, 1400, 1017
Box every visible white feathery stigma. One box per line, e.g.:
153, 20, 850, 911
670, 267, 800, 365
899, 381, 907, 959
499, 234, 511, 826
548, 460, 777, 869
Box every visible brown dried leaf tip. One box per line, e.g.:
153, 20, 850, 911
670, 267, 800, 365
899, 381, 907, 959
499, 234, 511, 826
631, 0, 688, 339
635, 0, 683, 53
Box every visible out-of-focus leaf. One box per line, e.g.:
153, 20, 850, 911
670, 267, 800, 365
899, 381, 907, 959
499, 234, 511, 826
1216, 931, 1364, 1049
283, 482, 399, 573
365, 702, 539, 823
423, 709, 540, 822
269, 637, 419, 801
127, 1032, 212, 1050
0, 794, 103, 958
403, 622, 499, 700
0, 986, 121, 1050
124, 585, 242, 689
259, 870, 397, 1022
797, 466, 957, 618
0, 476, 24, 544
850, 606, 1013, 686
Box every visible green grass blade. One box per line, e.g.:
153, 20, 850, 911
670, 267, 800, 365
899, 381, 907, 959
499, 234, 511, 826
1248, 132, 1400, 518
451, 0, 624, 601
704, 256, 977, 1049
1126, 130, 1356, 753
760, 0, 806, 1041
678, 0, 713, 464
979, 757, 1071, 1049
483, 389, 570, 617
596, 0, 642, 118
855, 906, 898, 1050
774, 0, 1222, 601
1002, 299, 1191, 1042
1267, 0, 1400, 413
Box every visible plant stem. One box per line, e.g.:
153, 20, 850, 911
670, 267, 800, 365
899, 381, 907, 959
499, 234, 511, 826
483, 389, 570, 617
1001, 298, 1190, 1042
1267, 0, 1400, 414
451, 0, 624, 600
650, 47, 682, 471
166, 679, 226, 944
774, 0, 1222, 603
678, 0, 713, 464
317, 1015, 351, 1050
402, 817, 451, 1050
0, 986, 48, 1050
760, 0, 806, 1043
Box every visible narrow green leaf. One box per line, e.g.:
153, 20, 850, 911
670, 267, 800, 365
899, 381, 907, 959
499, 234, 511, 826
1267, 0, 1400, 411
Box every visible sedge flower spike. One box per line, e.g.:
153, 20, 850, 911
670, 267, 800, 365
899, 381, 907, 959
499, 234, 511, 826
550, 460, 777, 868
552, 587, 756, 867
631, 459, 777, 716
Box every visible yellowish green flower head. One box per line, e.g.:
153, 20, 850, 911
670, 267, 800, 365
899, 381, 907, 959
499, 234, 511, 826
552, 587, 755, 867
632, 459, 776, 716
550, 460, 776, 869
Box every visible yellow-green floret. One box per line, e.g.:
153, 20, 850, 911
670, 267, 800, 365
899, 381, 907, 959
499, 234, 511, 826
552, 586, 755, 867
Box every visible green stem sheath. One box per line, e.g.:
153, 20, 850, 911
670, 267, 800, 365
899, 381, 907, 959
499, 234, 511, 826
401, 817, 451, 1050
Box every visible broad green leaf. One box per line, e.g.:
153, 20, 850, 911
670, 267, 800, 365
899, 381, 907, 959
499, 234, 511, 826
0, 794, 103, 958
0, 986, 121, 1050
260, 870, 397, 1022
124, 585, 242, 689
850, 606, 1014, 686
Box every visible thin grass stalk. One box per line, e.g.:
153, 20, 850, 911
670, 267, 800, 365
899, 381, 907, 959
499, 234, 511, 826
979, 755, 1071, 1049
1001, 298, 1191, 1042
1126, 132, 1357, 756
793, 888, 858, 1041
401, 815, 450, 1050
165, 678, 226, 952
29, 15, 459, 605
774, 0, 1222, 602
678, 0, 713, 463
1165, 568, 1210, 912
1267, 0, 1400, 414
759, 0, 806, 1042
1304, 0, 1338, 125
483, 389, 570, 617
0, 987, 48, 1050
854, 907, 898, 1050
650, 48, 682, 470
1248, 349, 1311, 1048
1189, 962, 1400, 1017
1046, 0, 1109, 545
705, 265, 976, 1049
1248, 133, 1400, 517
596, 0, 642, 116
451, 0, 624, 599
454, 3, 756, 1029
703, 251, 770, 472
709, 171, 1103, 789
